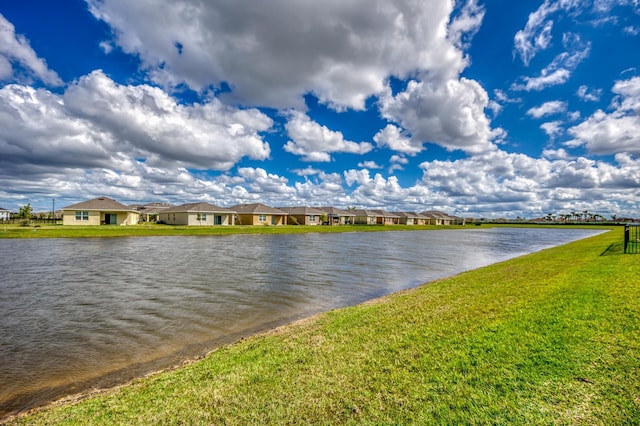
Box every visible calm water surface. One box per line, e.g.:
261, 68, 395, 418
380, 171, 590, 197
0, 228, 602, 417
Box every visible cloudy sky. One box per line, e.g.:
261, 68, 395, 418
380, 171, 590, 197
1, 0, 639, 218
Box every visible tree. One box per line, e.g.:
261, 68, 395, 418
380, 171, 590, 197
19, 203, 33, 225
19, 203, 32, 219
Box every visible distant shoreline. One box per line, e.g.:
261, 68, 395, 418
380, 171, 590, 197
6, 227, 632, 424
0, 222, 609, 239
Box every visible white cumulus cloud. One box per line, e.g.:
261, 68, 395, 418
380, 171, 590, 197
284, 111, 373, 162
379, 78, 502, 153
373, 124, 421, 155
567, 76, 640, 155
86, 0, 473, 110
513, 0, 587, 66
0, 14, 63, 86
0, 71, 274, 187
577, 85, 602, 102
527, 100, 568, 118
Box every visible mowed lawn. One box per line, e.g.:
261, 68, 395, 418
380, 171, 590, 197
7, 226, 640, 424
0, 223, 451, 238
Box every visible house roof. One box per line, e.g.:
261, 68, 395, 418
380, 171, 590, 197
62, 197, 138, 212
420, 210, 450, 218
371, 209, 401, 218
277, 206, 325, 215
0, 207, 10, 212
130, 202, 174, 209
351, 209, 381, 216
129, 202, 174, 214
395, 211, 421, 218
317, 206, 356, 216
161, 202, 236, 214
229, 203, 286, 215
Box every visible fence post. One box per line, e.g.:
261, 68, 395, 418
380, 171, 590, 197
624, 224, 630, 253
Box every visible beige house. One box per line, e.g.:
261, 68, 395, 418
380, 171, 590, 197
278, 206, 326, 225
230, 203, 287, 225
62, 197, 140, 226
421, 210, 454, 225
451, 215, 466, 225
352, 209, 380, 225
158, 202, 235, 226
130, 202, 174, 222
372, 210, 400, 225
317, 207, 355, 225
395, 212, 428, 225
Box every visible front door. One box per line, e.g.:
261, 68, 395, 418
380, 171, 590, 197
104, 214, 117, 225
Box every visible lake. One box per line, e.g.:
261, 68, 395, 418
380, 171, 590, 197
0, 227, 603, 417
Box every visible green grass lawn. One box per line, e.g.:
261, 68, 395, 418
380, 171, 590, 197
0, 223, 461, 238
6, 226, 640, 424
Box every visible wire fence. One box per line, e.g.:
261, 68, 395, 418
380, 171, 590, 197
0, 218, 62, 225
624, 224, 640, 254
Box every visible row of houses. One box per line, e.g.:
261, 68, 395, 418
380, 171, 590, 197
58, 196, 463, 226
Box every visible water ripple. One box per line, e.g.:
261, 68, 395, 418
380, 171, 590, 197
0, 228, 602, 417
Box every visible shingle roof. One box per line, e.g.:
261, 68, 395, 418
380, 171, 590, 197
420, 210, 452, 219
277, 206, 325, 215
62, 197, 137, 212
317, 206, 356, 216
161, 202, 235, 214
351, 209, 381, 216
395, 211, 420, 218
371, 209, 400, 218
229, 203, 286, 215
129, 203, 174, 214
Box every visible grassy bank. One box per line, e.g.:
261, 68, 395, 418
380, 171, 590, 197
7, 227, 640, 424
0, 222, 605, 239
0, 223, 462, 238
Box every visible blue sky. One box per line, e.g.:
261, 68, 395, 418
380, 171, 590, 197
1, 0, 639, 218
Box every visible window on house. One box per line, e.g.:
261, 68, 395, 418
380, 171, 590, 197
259, 214, 266, 221
201, 213, 207, 220
309, 215, 316, 222
75, 211, 89, 221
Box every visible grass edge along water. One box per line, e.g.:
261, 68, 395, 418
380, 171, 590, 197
6, 227, 640, 424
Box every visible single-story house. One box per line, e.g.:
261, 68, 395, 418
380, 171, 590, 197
62, 197, 140, 225
372, 210, 400, 225
421, 210, 454, 225
317, 207, 355, 225
278, 206, 326, 225
230, 203, 288, 225
450, 215, 466, 225
130, 202, 174, 222
395, 212, 426, 225
0, 207, 10, 221
352, 209, 380, 225
158, 202, 236, 226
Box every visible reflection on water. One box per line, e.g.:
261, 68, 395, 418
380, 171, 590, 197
0, 227, 601, 417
